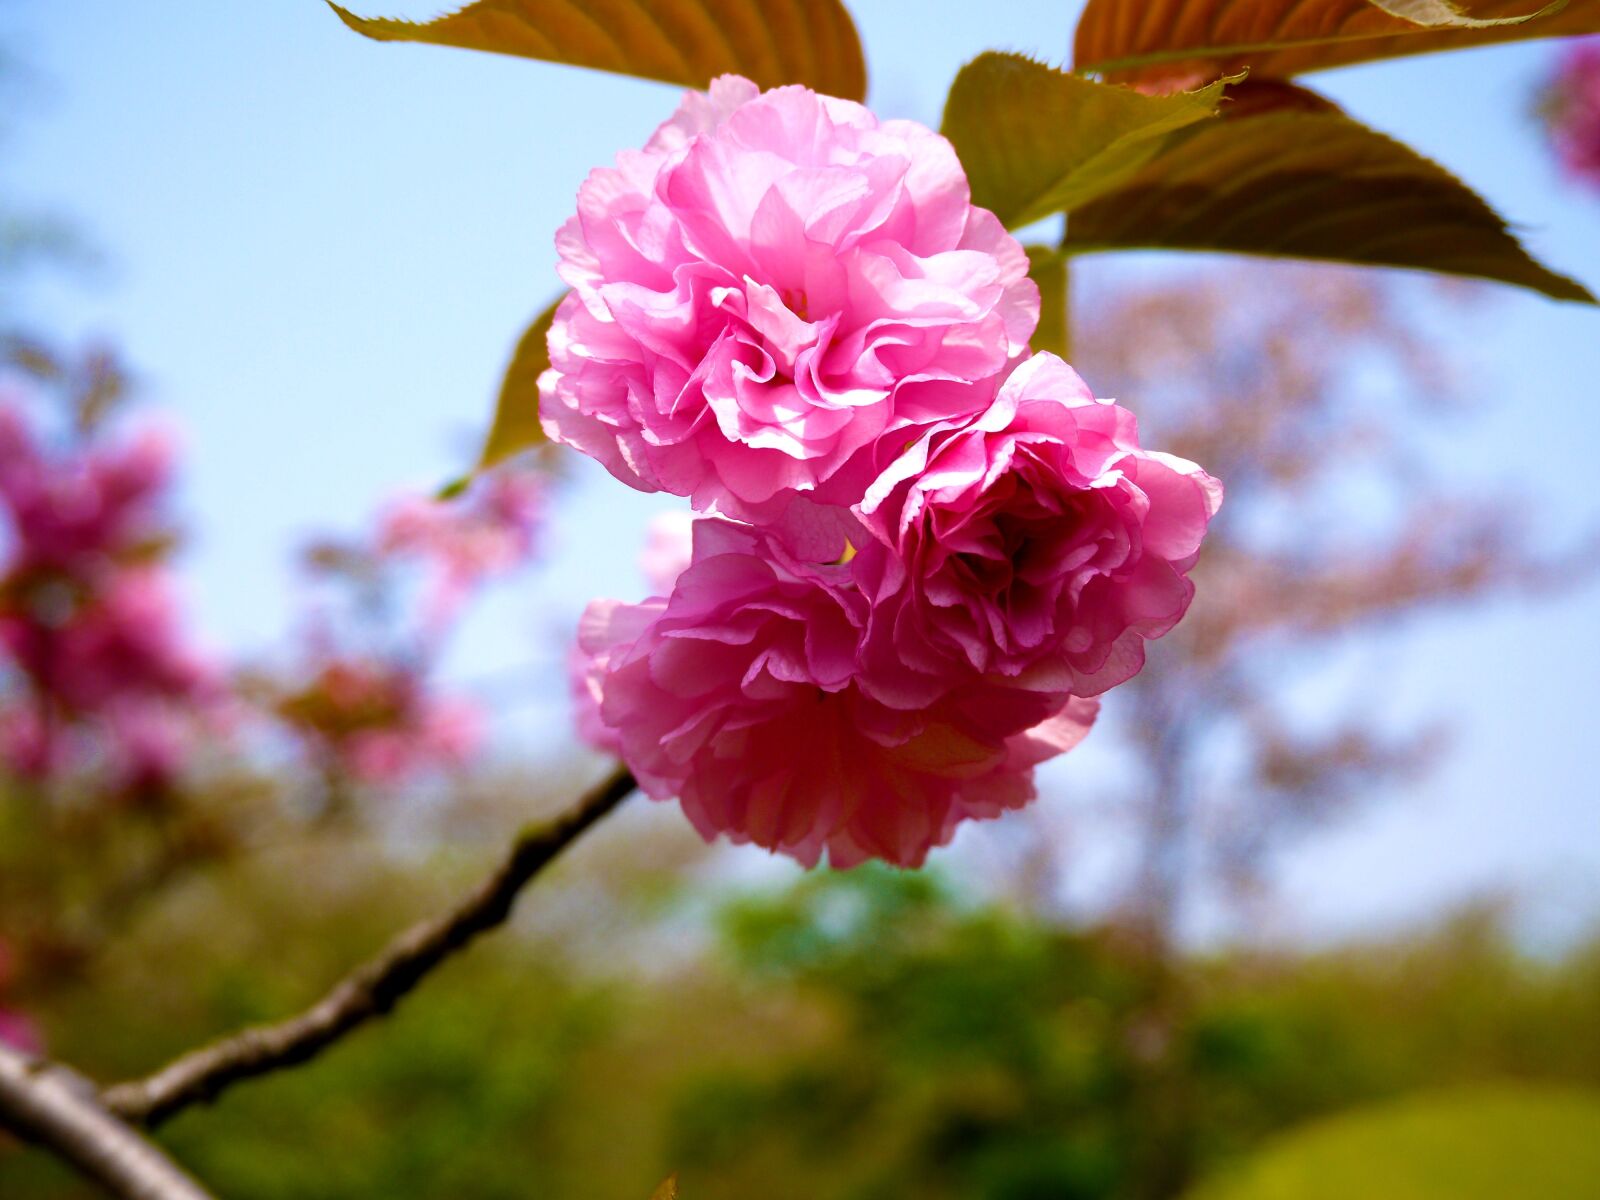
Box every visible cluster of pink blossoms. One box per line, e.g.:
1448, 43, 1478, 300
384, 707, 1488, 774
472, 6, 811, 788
1541, 40, 1600, 189
552, 78, 1221, 867
0, 401, 221, 795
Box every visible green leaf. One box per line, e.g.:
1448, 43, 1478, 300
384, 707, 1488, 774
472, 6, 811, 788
480, 295, 561, 471
328, 0, 867, 100
941, 53, 1230, 230
1063, 108, 1595, 304
1188, 1086, 1600, 1200
1073, 0, 1594, 85
438, 296, 563, 497
1024, 246, 1070, 359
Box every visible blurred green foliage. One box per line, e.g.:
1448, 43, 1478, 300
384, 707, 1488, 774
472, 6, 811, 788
1190, 1086, 1600, 1200
3, 847, 1598, 1200
681, 869, 1600, 1200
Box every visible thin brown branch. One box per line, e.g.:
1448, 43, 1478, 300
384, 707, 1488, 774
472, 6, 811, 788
0, 1043, 217, 1200
102, 765, 636, 1128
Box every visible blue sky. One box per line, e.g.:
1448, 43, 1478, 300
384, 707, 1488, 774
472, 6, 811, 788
6, 1, 1599, 943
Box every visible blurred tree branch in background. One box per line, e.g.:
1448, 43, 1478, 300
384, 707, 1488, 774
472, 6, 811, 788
1047, 266, 1595, 950
998, 265, 1600, 1198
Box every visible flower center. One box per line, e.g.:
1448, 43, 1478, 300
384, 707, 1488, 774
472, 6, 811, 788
780, 288, 810, 322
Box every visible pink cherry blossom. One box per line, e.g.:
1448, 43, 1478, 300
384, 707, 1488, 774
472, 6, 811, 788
554, 81, 1225, 869
540, 75, 1038, 528
568, 510, 695, 757
568, 606, 644, 761
856, 353, 1222, 699
576, 518, 1097, 867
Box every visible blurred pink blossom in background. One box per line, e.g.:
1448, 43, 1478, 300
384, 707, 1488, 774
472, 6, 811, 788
273, 654, 482, 786
267, 467, 548, 787
377, 468, 544, 633
0, 397, 223, 795
0, 569, 214, 714
0, 403, 171, 579
1541, 39, 1600, 189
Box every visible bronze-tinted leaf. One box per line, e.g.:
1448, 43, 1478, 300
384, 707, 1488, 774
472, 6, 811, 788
1024, 246, 1071, 359
479, 295, 562, 470
649, 1175, 679, 1200
941, 53, 1229, 229
328, 0, 866, 100
1063, 109, 1594, 303
1218, 78, 1345, 119
1073, 0, 1594, 86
